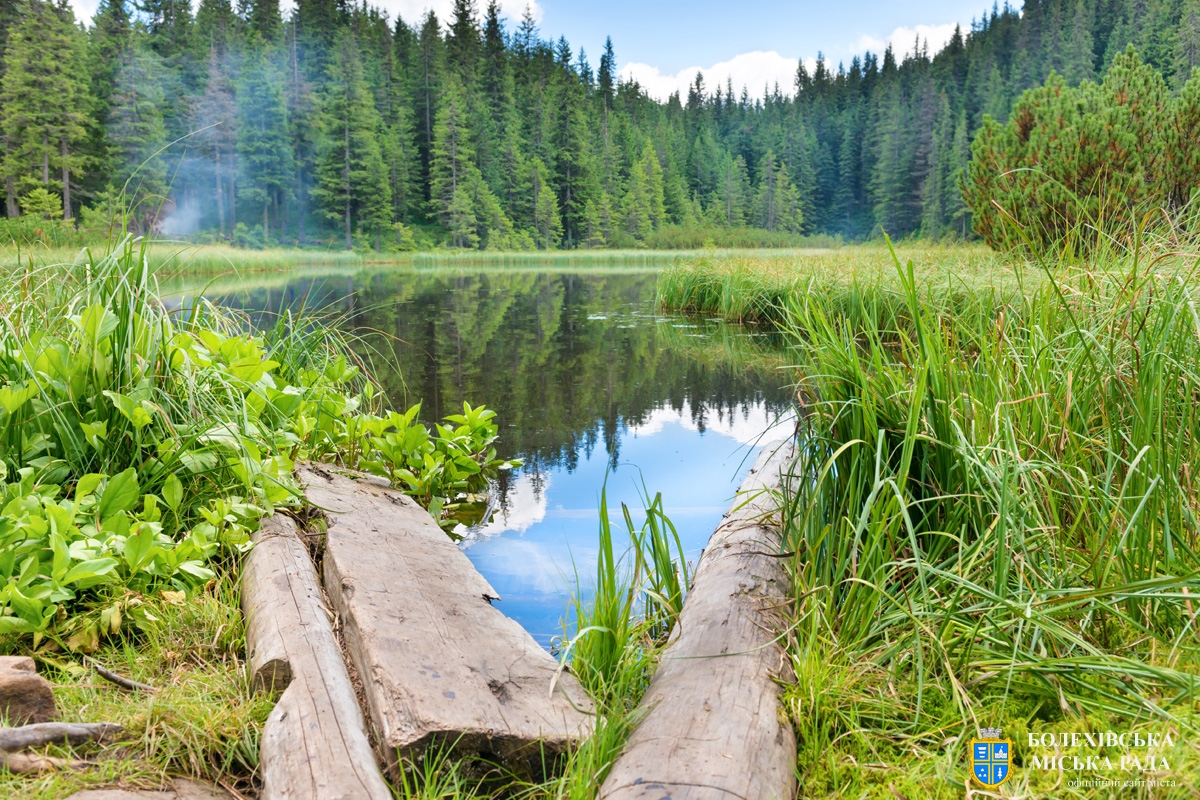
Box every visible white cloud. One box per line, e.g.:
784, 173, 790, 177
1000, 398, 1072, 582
371, 0, 540, 25
620, 19, 964, 102
461, 470, 549, 544
855, 22, 961, 60
626, 400, 795, 446
620, 50, 803, 102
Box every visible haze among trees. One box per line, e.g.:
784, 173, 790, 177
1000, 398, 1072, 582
1, 0, 1200, 249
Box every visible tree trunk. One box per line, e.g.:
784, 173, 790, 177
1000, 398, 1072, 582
215, 148, 226, 237
6, 176, 17, 218
344, 118, 352, 250
41, 136, 49, 185
263, 199, 270, 241
61, 142, 71, 222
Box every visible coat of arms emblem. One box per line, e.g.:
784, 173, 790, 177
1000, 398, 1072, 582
970, 727, 1013, 787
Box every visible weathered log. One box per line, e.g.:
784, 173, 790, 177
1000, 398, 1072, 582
0, 721, 121, 752
600, 440, 798, 800
299, 465, 593, 773
0, 749, 86, 773
242, 514, 391, 800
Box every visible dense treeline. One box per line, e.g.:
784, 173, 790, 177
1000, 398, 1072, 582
1, 0, 1200, 248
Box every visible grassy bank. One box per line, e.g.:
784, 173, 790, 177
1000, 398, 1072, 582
0, 239, 530, 796
656, 242, 1015, 325
662, 241, 1200, 797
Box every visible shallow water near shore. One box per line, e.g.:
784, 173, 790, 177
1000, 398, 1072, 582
177, 265, 794, 645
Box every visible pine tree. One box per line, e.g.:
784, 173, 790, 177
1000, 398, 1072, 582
753, 150, 804, 233
236, 35, 293, 241
381, 24, 420, 225
106, 37, 170, 233
311, 28, 391, 249
0, 0, 90, 219
245, 0, 282, 43
1177, 0, 1200, 85
553, 53, 597, 246
445, 0, 478, 87
714, 153, 750, 227
194, 43, 235, 236
429, 74, 512, 248
528, 156, 561, 249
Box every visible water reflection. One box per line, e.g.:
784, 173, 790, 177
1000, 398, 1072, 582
193, 268, 795, 645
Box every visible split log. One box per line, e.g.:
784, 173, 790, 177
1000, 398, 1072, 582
299, 465, 593, 773
600, 440, 798, 800
242, 514, 391, 800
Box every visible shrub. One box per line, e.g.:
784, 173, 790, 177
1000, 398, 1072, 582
963, 47, 1200, 252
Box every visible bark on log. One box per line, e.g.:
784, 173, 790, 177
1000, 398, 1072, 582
242, 515, 391, 800
299, 465, 593, 773
600, 440, 798, 800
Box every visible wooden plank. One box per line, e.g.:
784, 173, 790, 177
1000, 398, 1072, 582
298, 465, 593, 772
242, 515, 392, 800
599, 441, 798, 800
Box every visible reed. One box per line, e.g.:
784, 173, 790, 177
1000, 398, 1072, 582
769, 238, 1200, 794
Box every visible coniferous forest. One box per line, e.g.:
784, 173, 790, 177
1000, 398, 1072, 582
2, 0, 1200, 249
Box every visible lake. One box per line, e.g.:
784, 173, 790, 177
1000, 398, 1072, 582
178, 264, 795, 646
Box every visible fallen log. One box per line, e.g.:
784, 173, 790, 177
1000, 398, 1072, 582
299, 465, 593, 773
242, 515, 391, 800
600, 440, 798, 800
0, 721, 121, 752
0, 750, 86, 773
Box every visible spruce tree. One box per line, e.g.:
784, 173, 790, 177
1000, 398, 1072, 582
106, 37, 170, 233
236, 35, 293, 241
528, 156, 561, 249
311, 28, 391, 248
0, 0, 90, 219
194, 43, 235, 236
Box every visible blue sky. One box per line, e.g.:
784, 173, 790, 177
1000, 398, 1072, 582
407, 0, 996, 98
70, 0, 1000, 100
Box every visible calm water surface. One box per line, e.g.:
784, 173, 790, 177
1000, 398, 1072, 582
185, 266, 794, 645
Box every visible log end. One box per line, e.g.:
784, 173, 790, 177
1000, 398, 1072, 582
251, 658, 293, 694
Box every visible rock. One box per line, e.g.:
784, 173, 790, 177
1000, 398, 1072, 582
0, 656, 55, 725
64, 778, 234, 800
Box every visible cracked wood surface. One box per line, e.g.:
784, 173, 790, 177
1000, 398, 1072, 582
299, 465, 594, 770
242, 515, 391, 800
599, 441, 798, 800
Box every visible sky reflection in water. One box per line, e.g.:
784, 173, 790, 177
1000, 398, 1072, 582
191, 266, 794, 646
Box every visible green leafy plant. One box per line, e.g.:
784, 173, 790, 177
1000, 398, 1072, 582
0, 237, 515, 646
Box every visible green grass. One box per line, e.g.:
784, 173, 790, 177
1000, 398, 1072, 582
661, 237, 1200, 797
0, 574, 269, 798
656, 242, 1016, 325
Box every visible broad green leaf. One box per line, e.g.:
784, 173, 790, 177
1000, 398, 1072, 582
0, 382, 36, 415
123, 525, 153, 571
98, 468, 140, 517
162, 474, 183, 512
76, 473, 104, 499
61, 558, 119, 588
